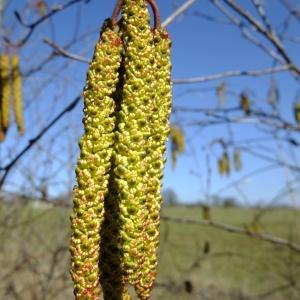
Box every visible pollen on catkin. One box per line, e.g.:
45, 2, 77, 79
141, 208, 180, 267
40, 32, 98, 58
11, 54, 24, 135
69, 21, 123, 300
0, 54, 11, 132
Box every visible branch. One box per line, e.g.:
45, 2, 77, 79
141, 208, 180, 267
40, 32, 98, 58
173, 65, 291, 84
221, 0, 300, 75
211, 0, 285, 63
43, 38, 89, 63
161, 0, 197, 27
3, 0, 92, 47
161, 215, 300, 254
0, 95, 81, 188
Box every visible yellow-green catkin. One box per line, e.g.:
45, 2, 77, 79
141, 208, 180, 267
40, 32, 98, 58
11, 54, 24, 135
294, 101, 300, 124
0, 110, 4, 142
134, 28, 172, 300
170, 125, 185, 169
0, 54, 11, 131
69, 22, 122, 300
112, 0, 156, 291
240, 92, 251, 115
0, 83, 5, 141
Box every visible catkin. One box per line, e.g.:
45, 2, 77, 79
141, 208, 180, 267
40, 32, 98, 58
294, 101, 300, 124
0, 54, 11, 131
170, 125, 185, 169
0, 110, 4, 142
11, 54, 24, 135
134, 28, 172, 300
240, 92, 251, 115
0, 79, 5, 141
69, 21, 123, 300
113, 0, 155, 287
71, 1, 172, 299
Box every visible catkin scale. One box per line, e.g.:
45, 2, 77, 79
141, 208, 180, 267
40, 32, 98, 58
0, 54, 11, 131
70, 22, 123, 300
11, 55, 24, 135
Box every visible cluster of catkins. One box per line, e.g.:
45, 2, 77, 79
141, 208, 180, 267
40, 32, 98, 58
70, 0, 172, 299
0, 53, 24, 141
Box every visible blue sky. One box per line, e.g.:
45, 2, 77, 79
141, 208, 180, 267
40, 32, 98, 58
1, 0, 300, 206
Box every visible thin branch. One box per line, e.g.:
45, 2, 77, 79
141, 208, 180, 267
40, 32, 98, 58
211, 0, 285, 63
43, 38, 89, 63
161, 215, 300, 254
173, 65, 291, 84
251, 0, 272, 32
221, 0, 300, 74
0, 95, 81, 188
3, 0, 92, 47
161, 0, 197, 28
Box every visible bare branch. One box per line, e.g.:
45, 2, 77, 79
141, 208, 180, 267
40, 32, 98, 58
221, 0, 300, 75
0, 95, 81, 188
162, 215, 300, 254
43, 38, 89, 63
173, 65, 291, 84
161, 0, 197, 28
3, 0, 92, 47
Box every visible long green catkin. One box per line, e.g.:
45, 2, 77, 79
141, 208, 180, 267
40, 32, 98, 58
11, 54, 24, 135
0, 79, 5, 141
113, 0, 155, 287
69, 21, 122, 300
134, 28, 172, 300
0, 54, 11, 131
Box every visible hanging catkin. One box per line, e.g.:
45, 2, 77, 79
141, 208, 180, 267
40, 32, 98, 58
69, 21, 123, 299
112, 0, 155, 286
0, 79, 5, 141
134, 27, 172, 300
11, 54, 24, 135
71, 1, 172, 299
0, 54, 11, 131
0, 108, 4, 141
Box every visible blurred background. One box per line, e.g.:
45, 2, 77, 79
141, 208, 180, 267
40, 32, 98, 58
0, 0, 300, 299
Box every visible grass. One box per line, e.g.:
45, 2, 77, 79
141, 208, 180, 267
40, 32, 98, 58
0, 202, 299, 299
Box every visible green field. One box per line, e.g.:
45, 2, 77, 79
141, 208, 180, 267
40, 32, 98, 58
0, 202, 299, 299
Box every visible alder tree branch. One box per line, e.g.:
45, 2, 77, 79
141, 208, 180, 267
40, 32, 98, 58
0, 95, 81, 188
161, 215, 300, 254
173, 65, 291, 84
3, 0, 93, 47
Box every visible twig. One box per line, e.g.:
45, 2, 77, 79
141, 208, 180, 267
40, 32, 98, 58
161, 0, 197, 27
147, 0, 161, 29
221, 0, 300, 75
0, 95, 81, 188
3, 0, 92, 47
161, 215, 300, 253
173, 65, 291, 84
211, 0, 285, 63
43, 38, 89, 63
251, 0, 272, 32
